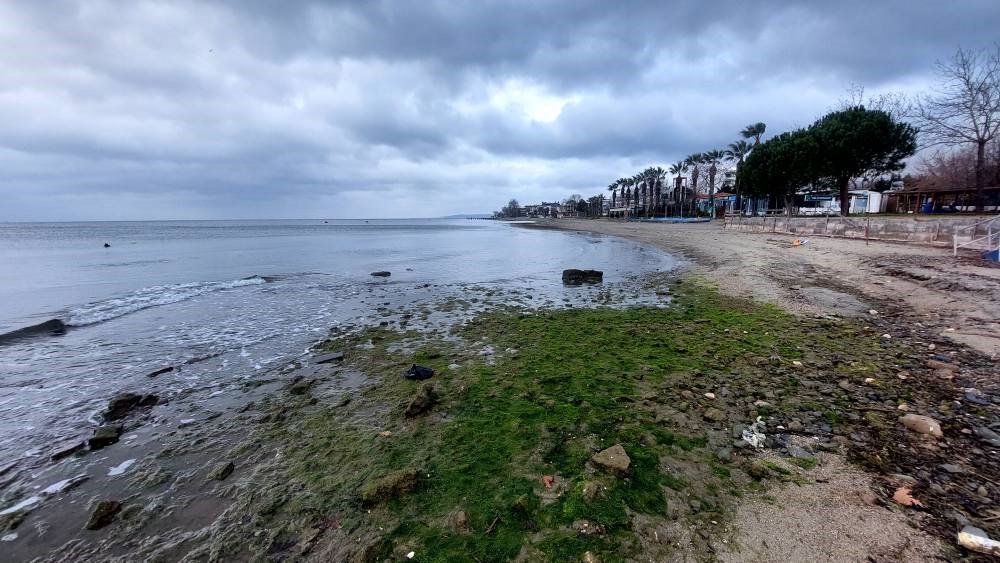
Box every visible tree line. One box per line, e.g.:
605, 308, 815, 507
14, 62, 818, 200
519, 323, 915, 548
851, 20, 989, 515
739, 106, 917, 215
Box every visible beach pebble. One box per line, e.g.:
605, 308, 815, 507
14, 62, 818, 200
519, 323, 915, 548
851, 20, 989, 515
899, 414, 943, 438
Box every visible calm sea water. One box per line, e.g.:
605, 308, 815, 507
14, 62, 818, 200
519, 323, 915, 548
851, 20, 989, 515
0, 219, 677, 464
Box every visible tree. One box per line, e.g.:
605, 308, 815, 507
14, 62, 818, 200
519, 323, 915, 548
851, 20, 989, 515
913, 45, 1000, 212
669, 160, 689, 216
725, 140, 752, 212
739, 129, 818, 215
702, 149, 725, 212
741, 122, 767, 146
685, 153, 702, 215
649, 166, 666, 217
811, 106, 917, 215
501, 199, 521, 218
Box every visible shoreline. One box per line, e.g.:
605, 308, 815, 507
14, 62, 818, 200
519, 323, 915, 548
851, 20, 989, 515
2, 225, 998, 561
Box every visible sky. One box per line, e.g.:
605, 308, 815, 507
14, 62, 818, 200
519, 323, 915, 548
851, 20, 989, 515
1, 1, 998, 220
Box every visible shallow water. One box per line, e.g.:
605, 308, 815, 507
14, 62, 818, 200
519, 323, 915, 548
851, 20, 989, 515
0, 219, 678, 467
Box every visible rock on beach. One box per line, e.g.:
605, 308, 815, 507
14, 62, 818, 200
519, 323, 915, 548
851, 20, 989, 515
591, 444, 630, 476
561, 269, 604, 285
899, 414, 943, 438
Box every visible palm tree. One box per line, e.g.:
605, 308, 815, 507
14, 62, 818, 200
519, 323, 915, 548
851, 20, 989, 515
632, 173, 646, 215
607, 181, 618, 211
685, 153, 703, 216
725, 140, 751, 214
649, 166, 666, 217
703, 149, 725, 214
668, 161, 688, 216
741, 122, 766, 147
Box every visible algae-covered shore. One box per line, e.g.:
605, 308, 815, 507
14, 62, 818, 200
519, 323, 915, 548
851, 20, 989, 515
4, 230, 999, 562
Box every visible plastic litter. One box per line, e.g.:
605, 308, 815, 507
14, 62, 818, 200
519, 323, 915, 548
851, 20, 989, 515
403, 364, 435, 380
742, 416, 767, 448
958, 525, 1000, 556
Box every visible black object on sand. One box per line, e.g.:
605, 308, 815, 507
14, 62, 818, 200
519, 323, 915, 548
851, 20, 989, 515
404, 364, 435, 380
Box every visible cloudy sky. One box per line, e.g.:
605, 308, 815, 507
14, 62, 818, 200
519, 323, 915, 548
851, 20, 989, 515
1, 1, 997, 220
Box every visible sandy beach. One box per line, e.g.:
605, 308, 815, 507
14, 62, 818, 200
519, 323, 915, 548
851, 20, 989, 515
530, 218, 1000, 359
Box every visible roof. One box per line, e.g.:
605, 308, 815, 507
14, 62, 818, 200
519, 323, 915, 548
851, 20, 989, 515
896, 185, 1000, 195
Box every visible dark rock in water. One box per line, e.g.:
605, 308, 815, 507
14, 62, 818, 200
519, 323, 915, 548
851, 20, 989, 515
404, 364, 435, 381
103, 243, 111, 248
88, 424, 123, 450
85, 500, 121, 530
0, 319, 67, 344
314, 351, 344, 364
104, 393, 159, 421
209, 461, 235, 481
405, 383, 437, 417
51, 439, 86, 460
562, 269, 604, 285
145, 366, 174, 378
370, 271, 391, 277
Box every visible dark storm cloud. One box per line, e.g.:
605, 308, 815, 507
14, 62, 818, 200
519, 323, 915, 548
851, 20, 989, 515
1, 1, 997, 220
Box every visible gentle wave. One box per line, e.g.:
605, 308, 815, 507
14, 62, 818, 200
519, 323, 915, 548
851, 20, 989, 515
65, 276, 267, 327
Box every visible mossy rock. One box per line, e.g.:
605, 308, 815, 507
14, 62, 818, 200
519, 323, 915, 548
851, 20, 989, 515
361, 468, 419, 505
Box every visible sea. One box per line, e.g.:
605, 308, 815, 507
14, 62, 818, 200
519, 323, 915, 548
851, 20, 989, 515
0, 219, 679, 468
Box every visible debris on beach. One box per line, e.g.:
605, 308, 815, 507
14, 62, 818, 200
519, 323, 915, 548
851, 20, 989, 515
899, 414, 943, 438
957, 525, 1000, 556
891, 486, 923, 508
742, 416, 767, 448
370, 271, 391, 277
403, 364, 435, 380
107, 459, 136, 477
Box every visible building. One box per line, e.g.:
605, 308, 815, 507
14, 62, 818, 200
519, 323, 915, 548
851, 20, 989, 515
695, 192, 737, 214
889, 185, 1000, 214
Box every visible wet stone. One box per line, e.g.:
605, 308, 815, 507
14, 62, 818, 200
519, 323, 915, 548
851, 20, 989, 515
85, 500, 121, 530
702, 408, 726, 423
209, 461, 235, 481
313, 351, 344, 364
51, 439, 86, 461
104, 392, 158, 421
975, 426, 1000, 447
88, 424, 123, 450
